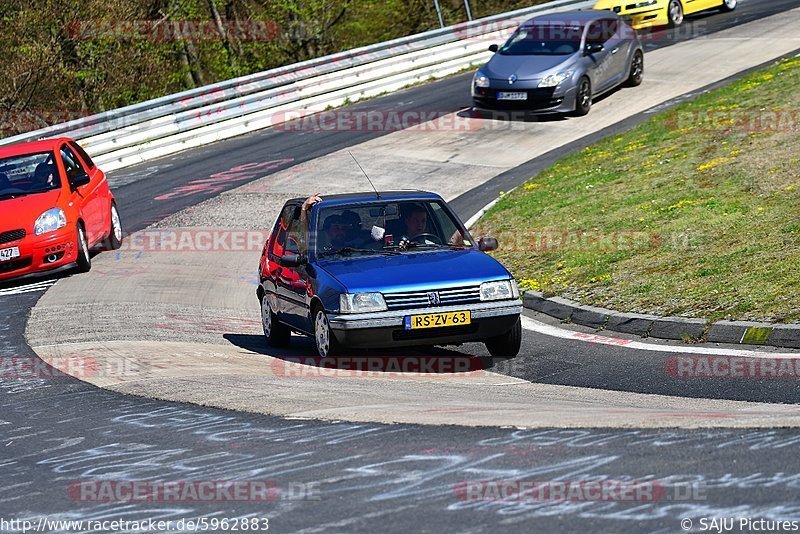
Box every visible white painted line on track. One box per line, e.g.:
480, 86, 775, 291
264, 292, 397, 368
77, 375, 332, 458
521, 315, 800, 359
0, 280, 57, 296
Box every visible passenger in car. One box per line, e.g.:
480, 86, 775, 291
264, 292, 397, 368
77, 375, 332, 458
340, 209, 373, 247
320, 214, 348, 250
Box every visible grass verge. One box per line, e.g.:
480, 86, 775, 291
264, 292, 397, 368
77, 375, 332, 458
476, 55, 800, 323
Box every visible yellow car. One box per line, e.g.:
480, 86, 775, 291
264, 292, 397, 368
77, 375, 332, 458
593, 0, 737, 29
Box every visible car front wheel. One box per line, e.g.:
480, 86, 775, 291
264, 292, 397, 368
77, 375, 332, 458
106, 202, 123, 250
485, 317, 522, 359
721, 0, 736, 11
573, 77, 592, 116
314, 307, 341, 358
668, 0, 684, 26
75, 223, 91, 273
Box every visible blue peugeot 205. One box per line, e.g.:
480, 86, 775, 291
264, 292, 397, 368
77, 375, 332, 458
257, 191, 522, 358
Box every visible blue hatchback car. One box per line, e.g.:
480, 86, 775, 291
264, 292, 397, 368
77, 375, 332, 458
257, 191, 522, 358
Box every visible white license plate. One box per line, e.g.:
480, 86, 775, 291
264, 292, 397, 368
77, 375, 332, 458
0, 247, 20, 262
497, 92, 527, 101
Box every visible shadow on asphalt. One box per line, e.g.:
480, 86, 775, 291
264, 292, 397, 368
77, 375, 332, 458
223, 333, 510, 375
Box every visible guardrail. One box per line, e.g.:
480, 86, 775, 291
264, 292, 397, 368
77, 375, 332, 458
0, 0, 594, 171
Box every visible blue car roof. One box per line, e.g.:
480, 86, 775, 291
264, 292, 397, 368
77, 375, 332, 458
287, 190, 443, 207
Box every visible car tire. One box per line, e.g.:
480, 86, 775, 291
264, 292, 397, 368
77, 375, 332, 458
105, 202, 123, 250
75, 223, 91, 273
721, 0, 736, 11
573, 77, 592, 116
667, 0, 684, 27
313, 306, 342, 358
261, 296, 291, 348
485, 317, 522, 359
627, 50, 644, 87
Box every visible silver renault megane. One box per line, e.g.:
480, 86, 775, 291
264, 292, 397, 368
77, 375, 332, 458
471, 10, 644, 116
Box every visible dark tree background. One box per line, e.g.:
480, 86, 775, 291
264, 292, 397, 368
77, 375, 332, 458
0, 0, 545, 135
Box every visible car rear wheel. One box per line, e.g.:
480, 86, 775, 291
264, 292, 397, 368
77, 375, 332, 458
668, 0, 684, 27
106, 202, 123, 250
314, 307, 341, 358
75, 224, 91, 273
485, 317, 522, 359
573, 77, 592, 116
261, 296, 291, 347
721, 0, 737, 11
627, 50, 644, 87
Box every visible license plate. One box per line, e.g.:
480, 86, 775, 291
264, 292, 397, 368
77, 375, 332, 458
404, 311, 471, 330
497, 91, 527, 101
0, 247, 20, 262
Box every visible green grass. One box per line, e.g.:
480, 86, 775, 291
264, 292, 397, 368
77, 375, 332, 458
476, 56, 800, 323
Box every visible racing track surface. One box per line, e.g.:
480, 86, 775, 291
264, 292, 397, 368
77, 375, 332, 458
3, 0, 800, 530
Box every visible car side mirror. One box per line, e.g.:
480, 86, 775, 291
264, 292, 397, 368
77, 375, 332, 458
478, 237, 498, 252
488, 44, 499, 53
70, 171, 91, 189
585, 42, 604, 55
278, 252, 306, 268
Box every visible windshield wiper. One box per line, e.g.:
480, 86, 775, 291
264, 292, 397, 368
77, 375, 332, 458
319, 247, 399, 258
0, 191, 30, 200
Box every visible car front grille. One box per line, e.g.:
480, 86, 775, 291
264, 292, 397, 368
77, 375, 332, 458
0, 229, 26, 245
392, 323, 479, 341
382, 285, 482, 311
0, 257, 32, 273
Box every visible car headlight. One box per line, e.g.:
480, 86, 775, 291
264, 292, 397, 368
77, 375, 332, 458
34, 208, 67, 236
339, 292, 388, 313
480, 280, 518, 301
474, 71, 490, 88
634, 0, 657, 7
538, 71, 573, 88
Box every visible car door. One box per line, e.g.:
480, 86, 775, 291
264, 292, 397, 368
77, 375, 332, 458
584, 20, 615, 92
274, 205, 312, 331
60, 144, 104, 244
600, 19, 629, 89
69, 140, 110, 233
265, 204, 293, 314
683, 0, 716, 15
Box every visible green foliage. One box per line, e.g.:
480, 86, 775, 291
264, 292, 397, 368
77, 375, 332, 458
478, 56, 800, 323
0, 0, 548, 136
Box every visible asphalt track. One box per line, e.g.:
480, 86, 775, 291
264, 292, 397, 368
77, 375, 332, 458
3, 0, 800, 531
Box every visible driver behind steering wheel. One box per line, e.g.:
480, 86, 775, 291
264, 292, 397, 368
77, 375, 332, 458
394, 202, 440, 248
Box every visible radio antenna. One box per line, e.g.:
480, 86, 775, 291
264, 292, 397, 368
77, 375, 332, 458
349, 151, 380, 199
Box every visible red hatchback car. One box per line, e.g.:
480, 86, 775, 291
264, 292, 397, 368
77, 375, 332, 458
0, 137, 122, 282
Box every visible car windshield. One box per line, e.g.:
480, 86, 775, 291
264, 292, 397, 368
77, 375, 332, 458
499, 24, 583, 56
314, 199, 474, 259
0, 151, 61, 199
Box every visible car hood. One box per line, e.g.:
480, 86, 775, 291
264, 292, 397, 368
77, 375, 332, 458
593, 0, 625, 9
0, 190, 63, 232
317, 249, 511, 293
484, 53, 577, 81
